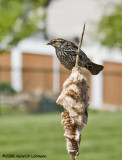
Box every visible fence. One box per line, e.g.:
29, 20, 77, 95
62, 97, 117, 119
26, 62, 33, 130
0, 64, 122, 107
0, 66, 90, 114
103, 62, 122, 106
0, 66, 91, 92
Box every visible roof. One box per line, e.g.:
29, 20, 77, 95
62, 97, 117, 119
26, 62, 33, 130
15, 37, 55, 56
13, 37, 122, 64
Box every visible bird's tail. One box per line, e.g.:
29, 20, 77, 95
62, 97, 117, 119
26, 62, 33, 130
85, 62, 104, 75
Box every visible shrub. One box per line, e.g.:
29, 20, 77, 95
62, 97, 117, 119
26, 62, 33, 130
0, 82, 16, 95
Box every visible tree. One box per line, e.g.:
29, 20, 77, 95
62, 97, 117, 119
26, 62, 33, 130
0, 0, 51, 51
98, 3, 122, 49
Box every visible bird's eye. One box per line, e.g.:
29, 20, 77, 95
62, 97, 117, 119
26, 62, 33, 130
51, 40, 55, 44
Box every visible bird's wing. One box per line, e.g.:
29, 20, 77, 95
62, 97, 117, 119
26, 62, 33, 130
64, 42, 78, 56
79, 50, 89, 61
67, 41, 78, 49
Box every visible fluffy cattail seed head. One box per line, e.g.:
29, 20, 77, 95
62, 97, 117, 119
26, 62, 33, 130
56, 67, 89, 160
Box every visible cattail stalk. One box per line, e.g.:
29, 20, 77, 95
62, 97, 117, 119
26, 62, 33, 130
75, 22, 86, 68
56, 23, 89, 160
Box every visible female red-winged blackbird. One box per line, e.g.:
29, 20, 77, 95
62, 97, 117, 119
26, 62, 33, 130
47, 38, 104, 75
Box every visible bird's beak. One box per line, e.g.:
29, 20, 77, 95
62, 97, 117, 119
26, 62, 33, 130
47, 42, 51, 45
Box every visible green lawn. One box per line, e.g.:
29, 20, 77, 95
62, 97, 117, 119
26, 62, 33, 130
0, 111, 122, 160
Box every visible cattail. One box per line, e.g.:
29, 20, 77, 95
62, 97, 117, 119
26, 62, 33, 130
56, 67, 89, 160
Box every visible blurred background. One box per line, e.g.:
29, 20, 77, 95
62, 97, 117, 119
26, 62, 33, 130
0, 0, 122, 160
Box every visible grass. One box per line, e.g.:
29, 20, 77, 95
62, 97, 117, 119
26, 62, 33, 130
0, 110, 122, 160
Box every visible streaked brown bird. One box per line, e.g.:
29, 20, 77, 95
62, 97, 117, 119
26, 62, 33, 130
47, 38, 104, 75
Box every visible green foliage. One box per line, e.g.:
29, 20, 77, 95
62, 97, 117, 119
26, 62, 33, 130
98, 3, 122, 49
0, 82, 16, 95
38, 94, 63, 113
0, 0, 51, 51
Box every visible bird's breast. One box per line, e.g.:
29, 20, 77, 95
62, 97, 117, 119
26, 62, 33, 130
56, 50, 76, 70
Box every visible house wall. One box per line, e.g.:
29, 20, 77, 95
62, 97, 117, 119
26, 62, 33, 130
22, 53, 53, 92
22, 54, 92, 96
1, 52, 121, 107
60, 64, 70, 91
0, 52, 11, 83
103, 62, 122, 106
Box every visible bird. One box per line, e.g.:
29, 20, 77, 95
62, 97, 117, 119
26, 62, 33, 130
47, 38, 104, 75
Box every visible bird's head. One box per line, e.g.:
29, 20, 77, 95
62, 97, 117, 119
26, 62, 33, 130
47, 38, 66, 48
